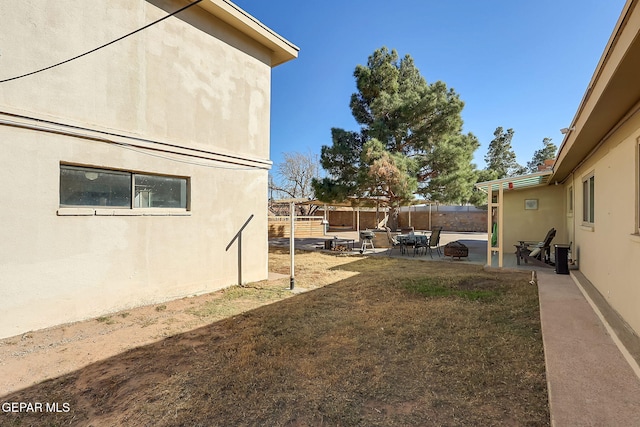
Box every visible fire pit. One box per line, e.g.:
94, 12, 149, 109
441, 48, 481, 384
444, 241, 468, 260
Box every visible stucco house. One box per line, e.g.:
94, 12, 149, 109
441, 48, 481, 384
478, 0, 640, 355
0, 0, 298, 339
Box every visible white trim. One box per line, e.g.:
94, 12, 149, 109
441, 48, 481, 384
475, 170, 553, 192
581, 171, 595, 225
636, 137, 640, 233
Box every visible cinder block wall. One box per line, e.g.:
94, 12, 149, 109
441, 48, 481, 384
399, 211, 487, 232
317, 208, 488, 232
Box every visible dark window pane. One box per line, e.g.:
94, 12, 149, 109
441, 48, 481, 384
60, 166, 131, 207
134, 174, 187, 208
589, 176, 595, 222
583, 180, 589, 222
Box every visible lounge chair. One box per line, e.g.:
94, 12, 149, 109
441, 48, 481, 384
515, 228, 556, 267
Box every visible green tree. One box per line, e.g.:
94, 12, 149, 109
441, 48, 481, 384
313, 47, 479, 229
526, 137, 557, 172
484, 127, 526, 178
467, 169, 499, 207
269, 150, 320, 215
269, 150, 319, 200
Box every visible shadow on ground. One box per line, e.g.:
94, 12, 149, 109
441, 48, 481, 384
1, 255, 548, 426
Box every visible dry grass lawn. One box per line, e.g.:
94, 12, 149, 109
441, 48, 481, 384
1, 248, 549, 426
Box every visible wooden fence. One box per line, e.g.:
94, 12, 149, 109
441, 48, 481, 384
268, 216, 325, 238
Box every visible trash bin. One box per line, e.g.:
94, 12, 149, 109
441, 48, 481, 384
554, 244, 571, 275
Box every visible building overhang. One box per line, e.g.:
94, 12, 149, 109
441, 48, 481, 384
475, 170, 554, 193
552, 0, 640, 182
197, 0, 299, 67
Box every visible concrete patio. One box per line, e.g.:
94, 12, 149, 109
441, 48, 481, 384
269, 230, 640, 425
270, 230, 524, 267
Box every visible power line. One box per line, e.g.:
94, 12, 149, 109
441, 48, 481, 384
0, 0, 203, 84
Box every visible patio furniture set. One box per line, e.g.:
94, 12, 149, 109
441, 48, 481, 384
320, 227, 470, 261
384, 227, 445, 258
514, 227, 571, 274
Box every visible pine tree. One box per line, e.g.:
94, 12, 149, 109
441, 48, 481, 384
527, 137, 557, 172
313, 47, 479, 229
484, 127, 526, 178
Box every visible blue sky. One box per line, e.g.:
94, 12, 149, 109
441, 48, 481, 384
233, 1, 626, 171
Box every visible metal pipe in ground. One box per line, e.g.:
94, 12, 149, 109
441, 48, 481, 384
289, 201, 295, 290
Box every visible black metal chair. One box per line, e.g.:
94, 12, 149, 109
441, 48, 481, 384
426, 227, 443, 258
413, 234, 428, 256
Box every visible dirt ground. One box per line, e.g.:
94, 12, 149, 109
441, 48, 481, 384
0, 250, 356, 397
0, 292, 225, 396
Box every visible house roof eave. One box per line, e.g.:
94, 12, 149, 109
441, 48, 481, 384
552, 0, 640, 182
197, 0, 299, 67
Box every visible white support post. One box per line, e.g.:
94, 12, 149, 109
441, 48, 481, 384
323, 204, 327, 236
498, 183, 504, 268
290, 202, 295, 290
487, 189, 492, 267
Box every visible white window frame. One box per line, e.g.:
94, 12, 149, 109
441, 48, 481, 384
582, 172, 595, 225
636, 139, 640, 234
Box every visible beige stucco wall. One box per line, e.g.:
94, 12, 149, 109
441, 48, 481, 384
0, 0, 272, 160
502, 186, 567, 254
0, 1, 291, 338
0, 127, 269, 338
568, 111, 640, 336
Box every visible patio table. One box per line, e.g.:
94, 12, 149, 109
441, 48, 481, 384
397, 233, 430, 256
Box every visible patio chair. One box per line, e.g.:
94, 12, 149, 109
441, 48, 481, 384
515, 228, 556, 267
413, 233, 429, 256
385, 227, 401, 255
401, 231, 417, 255
426, 226, 443, 258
